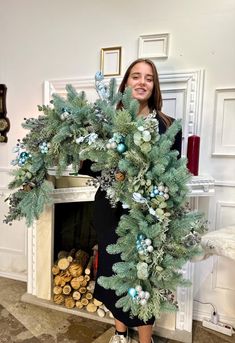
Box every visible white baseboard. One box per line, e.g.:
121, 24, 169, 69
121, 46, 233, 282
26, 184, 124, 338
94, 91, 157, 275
0, 270, 27, 282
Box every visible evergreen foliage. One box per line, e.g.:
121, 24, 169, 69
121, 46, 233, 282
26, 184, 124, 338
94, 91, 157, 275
4, 72, 206, 322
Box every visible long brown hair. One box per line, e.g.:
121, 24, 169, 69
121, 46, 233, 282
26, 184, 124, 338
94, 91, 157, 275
118, 58, 172, 127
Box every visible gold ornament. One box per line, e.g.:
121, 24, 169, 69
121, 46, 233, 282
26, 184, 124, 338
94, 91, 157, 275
0, 118, 9, 131
23, 184, 32, 192
115, 171, 125, 182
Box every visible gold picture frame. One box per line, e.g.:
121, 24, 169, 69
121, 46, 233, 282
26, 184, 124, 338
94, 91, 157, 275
100, 46, 122, 76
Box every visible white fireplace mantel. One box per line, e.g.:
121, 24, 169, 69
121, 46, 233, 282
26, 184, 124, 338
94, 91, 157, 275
23, 174, 215, 343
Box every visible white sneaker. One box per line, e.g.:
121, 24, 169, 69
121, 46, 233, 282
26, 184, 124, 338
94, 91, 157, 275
109, 332, 131, 343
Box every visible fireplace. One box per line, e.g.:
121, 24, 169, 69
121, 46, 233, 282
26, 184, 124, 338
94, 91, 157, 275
22, 172, 215, 343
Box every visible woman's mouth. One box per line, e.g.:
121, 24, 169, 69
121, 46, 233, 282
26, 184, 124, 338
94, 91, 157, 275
135, 88, 146, 94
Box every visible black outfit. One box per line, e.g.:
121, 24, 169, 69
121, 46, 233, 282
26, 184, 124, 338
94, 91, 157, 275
80, 113, 182, 327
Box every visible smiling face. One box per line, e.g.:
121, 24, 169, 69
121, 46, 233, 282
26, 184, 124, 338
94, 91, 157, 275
126, 61, 154, 107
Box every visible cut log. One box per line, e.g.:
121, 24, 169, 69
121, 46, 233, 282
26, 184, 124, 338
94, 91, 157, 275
65, 296, 75, 309
85, 256, 93, 275
67, 248, 76, 262
87, 281, 95, 293
84, 275, 90, 282
53, 294, 64, 304
100, 304, 109, 312
77, 275, 85, 282
54, 275, 66, 287
57, 257, 70, 271
75, 301, 83, 309
86, 303, 97, 312
70, 277, 81, 290
62, 284, 72, 295
60, 270, 72, 283
53, 286, 63, 295
79, 287, 87, 294
81, 279, 88, 287
97, 308, 105, 317
68, 262, 83, 277
85, 292, 93, 300
52, 264, 60, 275
93, 298, 103, 307
72, 291, 81, 301
81, 297, 89, 306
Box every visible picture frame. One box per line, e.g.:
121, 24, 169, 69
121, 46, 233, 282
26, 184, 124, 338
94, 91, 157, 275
100, 46, 122, 76
138, 33, 169, 59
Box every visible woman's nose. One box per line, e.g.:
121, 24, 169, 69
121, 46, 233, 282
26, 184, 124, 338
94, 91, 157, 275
138, 77, 146, 85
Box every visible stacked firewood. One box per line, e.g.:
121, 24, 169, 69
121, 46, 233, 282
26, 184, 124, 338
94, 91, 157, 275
52, 248, 112, 318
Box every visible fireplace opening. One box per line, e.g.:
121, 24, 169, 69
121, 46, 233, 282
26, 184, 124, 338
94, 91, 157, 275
54, 201, 97, 261
51, 200, 111, 314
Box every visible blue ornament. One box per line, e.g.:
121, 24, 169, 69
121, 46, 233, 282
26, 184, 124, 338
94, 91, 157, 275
154, 189, 159, 195
138, 234, 146, 240
128, 288, 137, 298
20, 152, 29, 159
39, 142, 49, 154
117, 143, 127, 153
95, 71, 104, 82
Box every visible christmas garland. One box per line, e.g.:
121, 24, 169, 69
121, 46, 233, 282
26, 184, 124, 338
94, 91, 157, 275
5, 73, 206, 321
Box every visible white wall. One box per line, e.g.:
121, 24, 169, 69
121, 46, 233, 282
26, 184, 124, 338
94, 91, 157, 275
1, 0, 234, 174
0, 0, 235, 326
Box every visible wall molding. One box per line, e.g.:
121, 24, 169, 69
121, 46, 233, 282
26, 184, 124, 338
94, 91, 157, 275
0, 247, 25, 255
138, 33, 170, 59
215, 181, 235, 187
0, 271, 27, 282
215, 200, 235, 230
212, 88, 235, 156
176, 262, 194, 332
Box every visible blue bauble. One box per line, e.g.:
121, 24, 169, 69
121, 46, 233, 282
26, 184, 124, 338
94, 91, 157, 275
95, 71, 104, 82
128, 288, 137, 298
154, 189, 159, 195
138, 234, 146, 240
20, 152, 29, 159
117, 143, 127, 153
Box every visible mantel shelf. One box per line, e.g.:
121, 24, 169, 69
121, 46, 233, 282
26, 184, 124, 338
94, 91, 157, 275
48, 168, 215, 201
187, 175, 215, 197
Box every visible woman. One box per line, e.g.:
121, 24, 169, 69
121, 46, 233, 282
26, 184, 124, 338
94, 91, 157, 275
80, 59, 182, 343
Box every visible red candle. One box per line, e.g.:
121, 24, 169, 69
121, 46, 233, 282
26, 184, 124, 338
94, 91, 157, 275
187, 135, 200, 176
